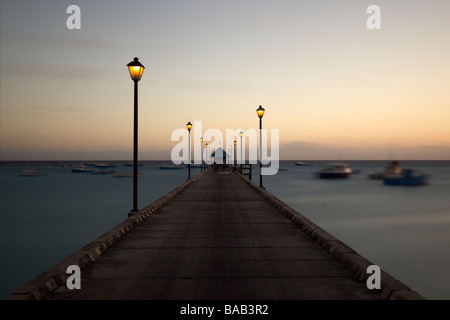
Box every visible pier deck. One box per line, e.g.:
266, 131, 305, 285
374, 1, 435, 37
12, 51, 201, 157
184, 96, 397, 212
9, 166, 423, 300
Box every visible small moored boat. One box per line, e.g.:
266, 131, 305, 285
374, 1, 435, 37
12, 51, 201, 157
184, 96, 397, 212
383, 169, 428, 186
318, 163, 353, 179
72, 165, 95, 173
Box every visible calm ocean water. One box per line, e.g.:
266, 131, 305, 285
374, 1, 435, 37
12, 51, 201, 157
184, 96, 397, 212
1, 160, 449, 299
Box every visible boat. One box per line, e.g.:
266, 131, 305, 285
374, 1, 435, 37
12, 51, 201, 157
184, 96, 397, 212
368, 161, 402, 180
160, 165, 183, 170
383, 169, 428, 186
19, 168, 47, 176
318, 163, 353, 179
72, 165, 95, 173
83, 162, 98, 167
295, 162, 313, 166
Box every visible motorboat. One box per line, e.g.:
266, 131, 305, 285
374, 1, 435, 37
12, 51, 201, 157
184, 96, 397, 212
72, 165, 95, 173
368, 161, 402, 180
318, 163, 353, 179
384, 169, 428, 186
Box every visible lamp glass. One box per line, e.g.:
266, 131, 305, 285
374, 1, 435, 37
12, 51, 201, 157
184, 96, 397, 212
127, 57, 145, 81
256, 105, 265, 118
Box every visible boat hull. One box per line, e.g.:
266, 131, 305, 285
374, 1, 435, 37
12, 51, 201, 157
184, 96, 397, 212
384, 177, 427, 186
319, 172, 351, 179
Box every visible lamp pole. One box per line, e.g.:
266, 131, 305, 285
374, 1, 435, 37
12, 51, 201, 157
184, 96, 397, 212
187, 122, 192, 179
240, 131, 243, 173
234, 140, 237, 169
256, 105, 265, 188
205, 143, 208, 167
200, 137, 203, 172
127, 57, 145, 215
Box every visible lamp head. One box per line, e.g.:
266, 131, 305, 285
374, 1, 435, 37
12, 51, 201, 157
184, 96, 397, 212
256, 105, 265, 118
186, 122, 192, 131
127, 57, 145, 82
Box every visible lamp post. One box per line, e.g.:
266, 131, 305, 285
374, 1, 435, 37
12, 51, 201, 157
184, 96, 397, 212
256, 105, 265, 187
239, 131, 244, 173
200, 137, 203, 172
127, 57, 145, 214
234, 140, 237, 169
205, 143, 208, 167
187, 122, 192, 179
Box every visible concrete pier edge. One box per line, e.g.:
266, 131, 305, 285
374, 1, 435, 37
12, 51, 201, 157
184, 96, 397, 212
234, 170, 425, 300
6, 167, 211, 300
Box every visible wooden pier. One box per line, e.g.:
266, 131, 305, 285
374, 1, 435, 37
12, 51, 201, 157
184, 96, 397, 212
8, 166, 424, 300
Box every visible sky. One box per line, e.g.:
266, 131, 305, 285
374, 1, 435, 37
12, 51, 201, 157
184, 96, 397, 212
1, 0, 449, 160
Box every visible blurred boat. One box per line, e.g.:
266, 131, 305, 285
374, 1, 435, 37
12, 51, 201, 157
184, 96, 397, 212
368, 161, 402, 180
318, 163, 353, 179
384, 169, 428, 186
72, 165, 95, 173
19, 168, 47, 176
295, 162, 313, 166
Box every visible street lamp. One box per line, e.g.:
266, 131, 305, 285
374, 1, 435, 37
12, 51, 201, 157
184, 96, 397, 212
205, 143, 208, 167
234, 140, 237, 168
200, 137, 203, 172
239, 131, 244, 173
256, 105, 265, 187
186, 122, 192, 179
127, 57, 145, 215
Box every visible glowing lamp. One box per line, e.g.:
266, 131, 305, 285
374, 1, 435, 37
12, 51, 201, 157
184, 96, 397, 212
256, 105, 265, 118
127, 57, 145, 82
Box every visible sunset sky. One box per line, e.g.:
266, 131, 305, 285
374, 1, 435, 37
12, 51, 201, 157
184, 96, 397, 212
1, 0, 449, 160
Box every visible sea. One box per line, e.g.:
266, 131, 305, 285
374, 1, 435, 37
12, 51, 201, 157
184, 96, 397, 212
0, 160, 449, 300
